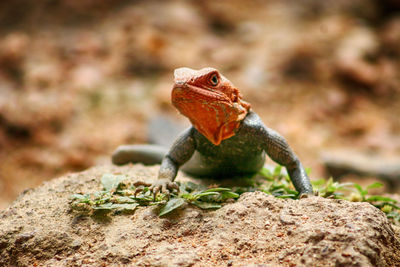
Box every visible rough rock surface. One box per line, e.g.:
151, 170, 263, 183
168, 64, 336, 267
1, 165, 399, 266
322, 149, 400, 186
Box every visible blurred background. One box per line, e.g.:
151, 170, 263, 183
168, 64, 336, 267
0, 0, 399, 209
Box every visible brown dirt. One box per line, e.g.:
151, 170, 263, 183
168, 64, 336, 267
1, 164, 399, 266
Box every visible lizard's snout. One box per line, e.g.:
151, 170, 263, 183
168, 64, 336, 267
174, 67, 195, 84
175, 81, 185, 86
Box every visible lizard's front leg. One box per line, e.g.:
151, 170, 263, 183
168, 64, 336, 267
260, 127, 313, 196
141, 127, 196, 198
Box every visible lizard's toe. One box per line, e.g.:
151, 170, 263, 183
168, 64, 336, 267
133, 181, 151, 187
167, 182, 179, 192
134, 186, 144, 197
133, 181, 151, 196
299, 193, 309, 199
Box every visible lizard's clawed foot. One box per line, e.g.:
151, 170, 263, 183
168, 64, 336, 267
133, 181, 152, 196
299, 190, 317, 199
150, 179, 179, 199
299, 193, 309, 199
133, 179, 179, 199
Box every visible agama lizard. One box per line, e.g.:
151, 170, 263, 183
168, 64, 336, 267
112, 67, 313, 196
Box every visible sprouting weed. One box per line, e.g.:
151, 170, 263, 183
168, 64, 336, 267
70, 167, 400, 224
257, 166, 400, 225
70, 174, 239, 217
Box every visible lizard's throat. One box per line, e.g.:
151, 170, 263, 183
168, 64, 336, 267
172, 87, 249, 145
190, 116, 242, 145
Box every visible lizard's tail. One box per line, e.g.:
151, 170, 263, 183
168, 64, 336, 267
112, 145, 169, 165
112, 115, 185, 166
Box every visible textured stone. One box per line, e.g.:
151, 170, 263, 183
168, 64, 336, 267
0, 165, 399, 266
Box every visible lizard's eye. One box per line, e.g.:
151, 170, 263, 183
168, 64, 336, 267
210, 74, 219, 86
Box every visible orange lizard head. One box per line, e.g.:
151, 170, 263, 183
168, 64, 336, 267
172, 67, 251, 145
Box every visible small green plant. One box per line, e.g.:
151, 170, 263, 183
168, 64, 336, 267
257, 166, 400, 225
70, 174, 239, 217
70, 166, 400, 225
256, 165, 299, 198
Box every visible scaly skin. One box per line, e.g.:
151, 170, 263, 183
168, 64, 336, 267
112, 67, 313, 196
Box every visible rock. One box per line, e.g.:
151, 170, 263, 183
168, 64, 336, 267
1, 164, 399, 266
322, 149, 400, 186
334, 27, 379, 88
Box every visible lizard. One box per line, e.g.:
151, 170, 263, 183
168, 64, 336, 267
112, 67, 313, 196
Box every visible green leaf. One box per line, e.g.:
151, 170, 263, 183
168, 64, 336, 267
336, 182, 355, 189
220, 191, 240, 199
194, 192, 220, 199
381, 205, 393, 213
101, 174, 126, 191
179, 193, 195, 201
353, 184, 366, 197
273, 165, 282, 177
192, 201, 221, 209
366, 196, 397, 202
203, 187, 232, 193
94, 202, 114, 210
258, 167, 273, 180
111, 203, 139, 211
159, 198, 186, 216
131, 195, 153, 203
366, 182, 383, 190
374, 202, 400, 210
285, 189, 299, 195
115, 196, 136, 203
311, 179, 327, 187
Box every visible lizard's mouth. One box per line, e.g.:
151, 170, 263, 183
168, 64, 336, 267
172, 83, 232, 105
